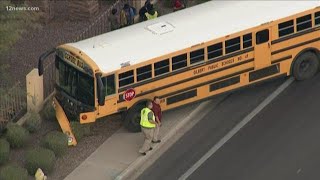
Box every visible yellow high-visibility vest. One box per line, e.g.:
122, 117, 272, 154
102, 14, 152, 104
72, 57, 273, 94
140, 107, 155, 128
145, 11, 158, 20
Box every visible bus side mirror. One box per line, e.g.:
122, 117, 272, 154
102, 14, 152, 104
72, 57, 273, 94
96, 74, 105, 106
38, 48, 56, 76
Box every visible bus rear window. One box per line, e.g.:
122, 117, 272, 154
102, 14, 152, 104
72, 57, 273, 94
137, 65, 152, 82
315, 11, 320, 25
208, 42, 223, 60
297, 14, 312, 32
119, 70, 134, 87
172, 54, 187, 70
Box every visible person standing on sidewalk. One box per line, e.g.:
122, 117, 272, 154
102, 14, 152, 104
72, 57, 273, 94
152, 96, 162, 143
139, 101, 156, 156
145, 3, 158, 20
108, 8, 119, 31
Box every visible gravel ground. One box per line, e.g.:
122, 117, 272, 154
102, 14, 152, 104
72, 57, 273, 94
49, 115, 122, 180
7, 114, 122, 180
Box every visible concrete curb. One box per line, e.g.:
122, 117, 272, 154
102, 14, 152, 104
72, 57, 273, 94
115, 94, 229, 180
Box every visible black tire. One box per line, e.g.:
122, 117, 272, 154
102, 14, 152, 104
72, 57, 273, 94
123, 103, 145, 132
293, 52, 319, 81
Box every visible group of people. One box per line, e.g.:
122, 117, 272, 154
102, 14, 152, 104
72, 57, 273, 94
139, 96, 162, 156
108, 0, 159, 31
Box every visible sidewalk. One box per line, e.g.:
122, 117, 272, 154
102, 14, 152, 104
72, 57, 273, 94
64, 101, 204, 180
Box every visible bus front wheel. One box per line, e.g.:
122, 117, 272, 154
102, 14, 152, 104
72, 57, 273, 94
123, 103, 144, 132
293, 52, 319, 81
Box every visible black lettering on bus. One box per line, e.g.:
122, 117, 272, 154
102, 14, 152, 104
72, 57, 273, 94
193, 67, 205, 75
222, 59, 234, 66
208, 63, 218, 70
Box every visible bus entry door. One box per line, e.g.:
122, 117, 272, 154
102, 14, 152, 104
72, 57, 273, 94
255, 29, 271, 69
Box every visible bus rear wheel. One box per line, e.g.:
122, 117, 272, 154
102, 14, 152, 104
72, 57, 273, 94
293, 52, 319, 81
123, 103, 144, 132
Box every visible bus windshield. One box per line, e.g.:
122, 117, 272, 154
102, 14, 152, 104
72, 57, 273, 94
55, 56, 94, 106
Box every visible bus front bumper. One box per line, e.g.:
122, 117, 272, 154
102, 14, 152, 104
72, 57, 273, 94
53, 97, 77, 146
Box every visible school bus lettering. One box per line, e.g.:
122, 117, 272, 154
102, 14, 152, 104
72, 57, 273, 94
64, 53, 85, 69
193, 67, 205, 75
207, 63, 219, 70
221, 58, 235, 66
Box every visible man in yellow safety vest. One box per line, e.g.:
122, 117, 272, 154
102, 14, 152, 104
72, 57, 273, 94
139, 101, 157, 156
145, 3, 158, 20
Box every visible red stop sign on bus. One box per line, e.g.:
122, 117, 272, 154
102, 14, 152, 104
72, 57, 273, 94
123, 88, 136, 101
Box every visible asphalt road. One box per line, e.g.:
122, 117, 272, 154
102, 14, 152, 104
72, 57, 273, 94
138, 73, 320, 180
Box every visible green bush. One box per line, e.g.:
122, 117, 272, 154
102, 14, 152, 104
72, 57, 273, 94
24, 113, 41, 133
41, 131, 68, 157
25, 147, 55, 175
0, 139, 10, 165
82, 124, 91, 137
70, 122, 91, 142
5, 124, 29, 148
0, 164, 28, 180
40, 100, 55, 121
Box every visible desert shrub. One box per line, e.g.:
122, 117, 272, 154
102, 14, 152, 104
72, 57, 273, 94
25, 147, 55, 175
41, 131, 68, 157
39, 100, 55, 121
70, 122, 91, 142
82, 124, 91, 136
5, 124, 29, 148
0, 139, 10, 165
24, 113, 41, 133
0, 164, 28, 180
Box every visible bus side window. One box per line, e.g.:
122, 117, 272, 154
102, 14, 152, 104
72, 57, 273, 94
155, 59, 169, 76
225, 37, 240, 54
137, 65, 152, 82
256, 29, 269, 44
316, 11, 320, 26
278, 20, 294, 37
103, 74, 116, 96
119, 70, 134, 87
190, 48, 204, 65
243, 33, 252, 49
297, 14, 312, 32
172, 53, 187, 70
207, 42, 222, 60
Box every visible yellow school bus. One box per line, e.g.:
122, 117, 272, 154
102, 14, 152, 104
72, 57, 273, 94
38, 1, 320, 145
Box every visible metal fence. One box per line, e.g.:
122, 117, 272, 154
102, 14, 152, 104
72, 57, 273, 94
74, 0, 129, 42
0, 82, 26, 129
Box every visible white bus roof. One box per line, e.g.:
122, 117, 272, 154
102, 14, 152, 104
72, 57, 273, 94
67, 1, 320, 73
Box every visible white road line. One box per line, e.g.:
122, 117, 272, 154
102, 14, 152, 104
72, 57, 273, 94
178, 77, 294, 180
